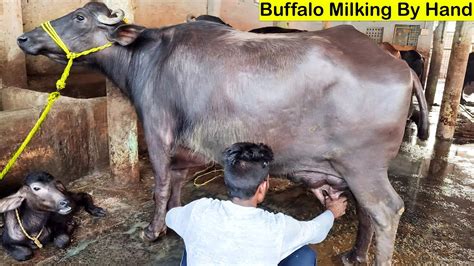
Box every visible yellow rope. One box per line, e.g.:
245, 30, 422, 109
193, 163, 224, 187
40, 21, 112, 90
0, 92, 60, 179
15, 209, 45, 249
0, 21, 113, 180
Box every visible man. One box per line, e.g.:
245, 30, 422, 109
166, 142, 348, 266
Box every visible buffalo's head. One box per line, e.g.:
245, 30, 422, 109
17, 2, 144, 64
0, 172, 72, 215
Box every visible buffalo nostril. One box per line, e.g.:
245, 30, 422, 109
59, 200, 69, 207
17, 35, 28, 44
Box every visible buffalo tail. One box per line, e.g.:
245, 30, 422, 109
412, 69, 429, 140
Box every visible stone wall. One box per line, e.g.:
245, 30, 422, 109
0, 1, 5, 98
0, 87, 108, 197
135, 0, 207, 27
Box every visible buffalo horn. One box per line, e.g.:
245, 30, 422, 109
97, 9, 125, 25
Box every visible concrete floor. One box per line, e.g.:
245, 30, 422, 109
0, 137, 472, 265
0, 82, 473, 264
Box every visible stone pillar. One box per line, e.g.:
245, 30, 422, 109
322, 21, 331, 29
273, 21, 289, 28
104, 0, 140, 184
0, 0, 27, 89
207, 0, 221, 16
436, 22, 473, 140
425, 22, 446, 109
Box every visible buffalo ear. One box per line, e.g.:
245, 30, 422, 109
54, 180, 67, 194
0, 187, 28, 213
109, 24, 145, 46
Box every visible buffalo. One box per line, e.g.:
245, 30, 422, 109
186, 14, 306, 34
400, 50, 425, 83
462, 52, 474, 105
379, 42, 401, 59
186, 14, 232, 27
0, 172, 105, 261
17, 3, 428, 265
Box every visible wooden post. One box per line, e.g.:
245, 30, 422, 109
425, 22, 446, 109
0, 0, 27, 89
436, 22, 474, 140
104, 0, 140, 184
427, 139, 452, 183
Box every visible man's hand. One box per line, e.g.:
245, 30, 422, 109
325, 196, 348, 219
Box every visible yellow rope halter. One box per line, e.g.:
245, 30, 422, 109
0, 21, 113, 180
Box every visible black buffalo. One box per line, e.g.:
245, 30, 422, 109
400, 50, 425, 83
18, 3, 428, 264
462, 52, 474, 104
248, 26, 306, 34
0, 172, 105, 261
186, 14, 232, 27
186, 14, 306, 34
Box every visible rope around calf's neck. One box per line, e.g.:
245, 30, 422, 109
15, 209, 45, 249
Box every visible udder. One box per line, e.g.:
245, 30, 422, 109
287, 171, 348, 206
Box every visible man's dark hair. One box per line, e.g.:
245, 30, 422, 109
222, 142, 274, 199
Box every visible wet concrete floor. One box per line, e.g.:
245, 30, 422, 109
0, 108, 473, 265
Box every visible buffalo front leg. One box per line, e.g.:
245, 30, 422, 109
143, 152, 172, 241
141, 122, 175, 242
343, 167, 404, 266
2, 243, 33, 261
342, 202, 374, 265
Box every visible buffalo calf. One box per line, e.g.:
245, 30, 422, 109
0, 172, 105, 261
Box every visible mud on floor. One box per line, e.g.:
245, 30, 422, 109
0, 144, 473, 265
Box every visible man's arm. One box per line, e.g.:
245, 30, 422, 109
280, 210, 334, 259
279, 196, 347, 259
165, 198, 207, 237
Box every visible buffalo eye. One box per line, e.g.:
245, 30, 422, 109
33, 187, 41, 191
75, 14, 85, 22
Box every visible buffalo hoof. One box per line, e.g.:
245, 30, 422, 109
89, 206, 107, 217
54, 234, 71, 249
341, 250, 369, 265
141, 226, 167, 242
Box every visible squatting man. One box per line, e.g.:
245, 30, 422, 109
166, 142, 348, 265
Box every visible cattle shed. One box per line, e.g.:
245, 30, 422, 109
0, 0, 473, 265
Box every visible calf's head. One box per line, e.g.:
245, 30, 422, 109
17, 2, 144, 64
0, 172, 72, 215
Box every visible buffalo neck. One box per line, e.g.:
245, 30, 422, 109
94, 44, 134, 98
92, 30, 167, 113
19, 201, 50, 233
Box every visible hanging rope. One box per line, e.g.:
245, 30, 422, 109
193, 163, 224, 187
0, 21, 113, 180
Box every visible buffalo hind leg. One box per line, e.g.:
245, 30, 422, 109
167, 149, 207, 211
342, 202, 375, 264
166, 168, 189, 211
343, 168, 404, 266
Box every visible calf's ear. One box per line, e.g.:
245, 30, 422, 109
0, 187, 27, 213
109, 24, 145, 46
54, 180, 67, 193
